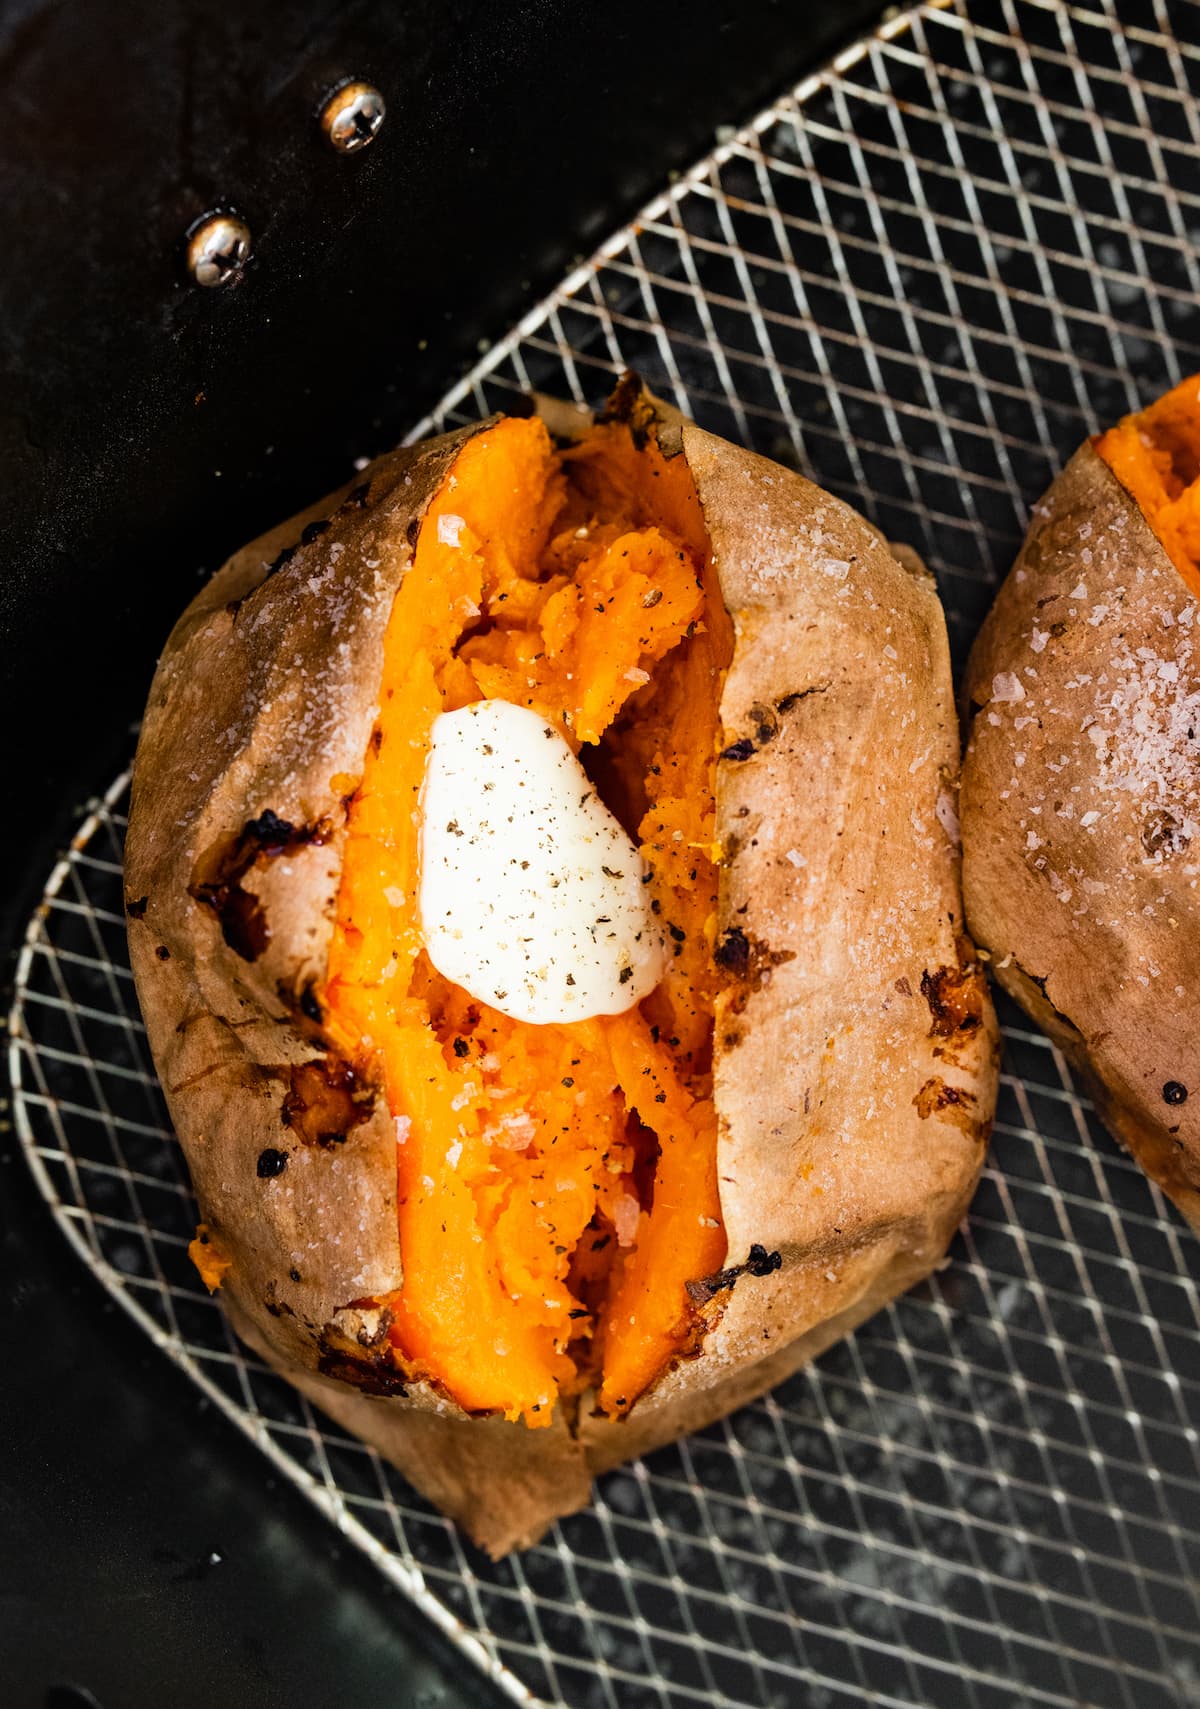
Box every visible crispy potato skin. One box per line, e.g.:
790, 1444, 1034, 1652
127, 388, 998, 1556
962, 444, 1200, 1231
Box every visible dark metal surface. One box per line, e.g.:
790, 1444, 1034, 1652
0, 4, 884, 1706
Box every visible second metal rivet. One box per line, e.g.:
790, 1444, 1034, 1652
320, 80, 386, 153
186, 213, 252, 288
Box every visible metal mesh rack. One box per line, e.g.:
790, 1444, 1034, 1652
9, 2, 1200, 1704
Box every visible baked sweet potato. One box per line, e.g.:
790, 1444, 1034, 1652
962, 373, 1200, 1232
126, 377, 998, 1556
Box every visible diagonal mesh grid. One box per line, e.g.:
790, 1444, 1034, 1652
9, 3, 1200, 1705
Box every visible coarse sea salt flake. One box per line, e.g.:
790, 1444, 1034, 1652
785, 848, 807, 867
1080, 810, 1100, 827
935, 791, 960, 845
437, 513, 466, 547
991, 672, 1025, 703
1070, 582, 1087, 599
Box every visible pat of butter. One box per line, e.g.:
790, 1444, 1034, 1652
418, 700, 666, 1024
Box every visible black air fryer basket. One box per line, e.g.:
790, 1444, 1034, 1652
4, 5, 1199, 1708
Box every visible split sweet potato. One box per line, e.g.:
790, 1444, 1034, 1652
127, 378, 997, 1555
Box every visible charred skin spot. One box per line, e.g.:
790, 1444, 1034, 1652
745, 1243, 783, 1277
1164, 1081, 1189, 1106
256, 1147, 288, 1178
913, 1076, 989, 1142
281, 1057, 371, 1147
719, 738, 755, 763
685, 1242, 782, 1305
301, 518, 331, 545
189, 810, 330, 961
597, 371, 659, 449
748, 703, 779, 746
299, 982, 323, 1025
318, 1302, 406, 1394
125, 894, 149, 919
715, 926, 752, 978
920, 964, 985, 1040
776, 684, 829, 714
714, 928, 795, 1012
342, 480, 373, 511
723, 687, 829, 760
317, 1347, 409, 1396
227, 535, 307, 617
266, 543, 297, 580
1142, 808, 1190, 858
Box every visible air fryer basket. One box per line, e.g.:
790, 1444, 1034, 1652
10, 3, 1200, 1706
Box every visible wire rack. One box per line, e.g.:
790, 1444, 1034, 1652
10, 2, 1200, 1705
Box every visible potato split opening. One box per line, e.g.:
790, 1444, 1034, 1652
1094, 374, 1200, 596
321, 414, 734, 1425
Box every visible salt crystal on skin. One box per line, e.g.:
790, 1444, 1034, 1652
784, 848, 807, 867
395, 1116, 411, 1145
935, 791, 960, 844
1080, 811, 1100, 827
991, 672, 1025, 703
1070, 582, 1087, 599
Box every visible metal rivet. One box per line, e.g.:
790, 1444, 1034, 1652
186, 213, 252, 288
320, 80, 386, 153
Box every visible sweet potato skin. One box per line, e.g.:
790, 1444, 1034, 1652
961, 443, 1200, 1231
127, 385, 998, 1555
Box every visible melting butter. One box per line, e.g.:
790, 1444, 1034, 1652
418, 700, 666, 1025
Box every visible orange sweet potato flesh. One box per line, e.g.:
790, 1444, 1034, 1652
321, 416, 733, 1425
1094, 373, 1200, 597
